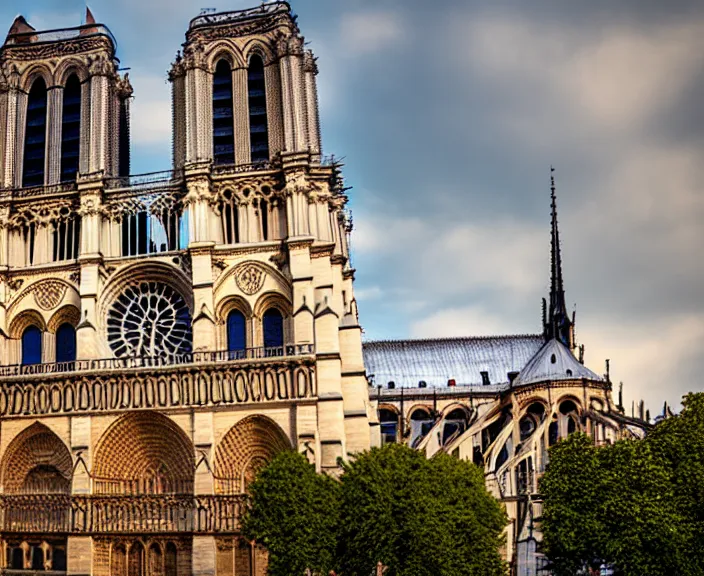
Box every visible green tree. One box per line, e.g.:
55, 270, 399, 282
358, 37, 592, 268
598, 438, 685, 576
646, 392, 704, 574
541, 400, 704, 576
337, 444, 507, 576
241, 450, 340, 576
540, 433, 607, 575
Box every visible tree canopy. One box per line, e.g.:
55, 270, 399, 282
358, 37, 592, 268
242, 450, 340, 576
540, 392, 704, 576
243, 444, 508, 576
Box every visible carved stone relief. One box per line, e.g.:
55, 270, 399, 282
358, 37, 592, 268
33, 280, 68, 311
234, 263, 265, 295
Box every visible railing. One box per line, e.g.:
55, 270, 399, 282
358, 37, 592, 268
0, 345, 315, 378
189, 2, 289, 29
211, 161, 276, 176
104, 169, 183, 191
5, 24, 117, 49
0, 181, 78, 200
0, 346, 317, 418
0, 494, 248, 534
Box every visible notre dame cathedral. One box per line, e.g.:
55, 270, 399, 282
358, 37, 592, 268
0, 3, 650, 576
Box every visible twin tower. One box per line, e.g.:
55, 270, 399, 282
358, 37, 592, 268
0, 4, 373, 576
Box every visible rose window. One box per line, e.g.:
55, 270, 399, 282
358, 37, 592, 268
107, 282, 192, 357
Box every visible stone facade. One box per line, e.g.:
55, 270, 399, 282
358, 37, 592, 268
0, 4, 370, 576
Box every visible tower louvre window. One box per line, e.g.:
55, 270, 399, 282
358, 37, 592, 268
247, 54, 269, 162
52, 215, 81, 261
212, 59, 235, 165
22, 77, 48, 188
220, 190, 240, 244
23, 222, 36, 265
60, 74, 81, 182
260, 198, 269, 241
121, 209, 181, 257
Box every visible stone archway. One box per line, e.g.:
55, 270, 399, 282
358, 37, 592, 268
214, 415, 291, 494
92, 412, 194, 494
1, 422, 72, 494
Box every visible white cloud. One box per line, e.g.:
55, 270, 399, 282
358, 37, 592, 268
354, 285, 383, 301
355, 213, 545, 299
339, 10, 404, 56
579, 313, 704, 412
410, 305, 521, 339
128, 72, 172, 147
454, 15, 703, 141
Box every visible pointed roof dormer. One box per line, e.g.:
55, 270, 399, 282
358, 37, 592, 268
6, 15, 35, 39
513, 338, 602, 387
86, 6, 97, 25
543, 167, 574, 349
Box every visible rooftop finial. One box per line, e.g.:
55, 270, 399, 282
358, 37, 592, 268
544, 167, 573, 348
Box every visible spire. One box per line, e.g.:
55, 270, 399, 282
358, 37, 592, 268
85, 6, 96, 25
544, 167, 573, 347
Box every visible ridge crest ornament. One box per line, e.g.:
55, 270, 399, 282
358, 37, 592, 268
234, 263, 265, 295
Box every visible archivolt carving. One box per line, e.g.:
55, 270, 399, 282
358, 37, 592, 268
92, 412, 195, 495
234, 263, 265, 295
1, 422, 73, 494
214, 415, 291, 494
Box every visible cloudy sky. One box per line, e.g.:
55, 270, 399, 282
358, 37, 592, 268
3, 0, 703, 413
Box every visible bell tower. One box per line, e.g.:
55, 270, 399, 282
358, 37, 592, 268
0, 8, 131, 189
169, 2, 321, 169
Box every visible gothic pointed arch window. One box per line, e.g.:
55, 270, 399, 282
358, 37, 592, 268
248, 54, 269, 162
227, 309, 246, 357
262, 308, 283, 351
213, 59, 235, 165
55, 322, 77, 364
61, 74, 81, 182
23, 77, 48, 188
22, 325, 42, 366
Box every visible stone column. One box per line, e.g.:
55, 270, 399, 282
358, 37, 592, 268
232, 67, 250, 165
312, 249, 346, 471
88, 68, 109, 174
46, 85, 63, 185
192, 537, 216, 576
66, 536, 91, 576
76, 175, 104, 360
78, 80, 91, 176
304, 50, 321, 159
1, 68, 21, 187
14, 91, 27, 188
265, 60, 284, 157
0, 87, 8, 187
0, 204, 10, 268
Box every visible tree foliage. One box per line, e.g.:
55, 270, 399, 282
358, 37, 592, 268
338, 444, 507, 576
541, 393, 704, 576
244, 444, 508, 576
242, 451, 340, 576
